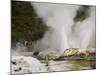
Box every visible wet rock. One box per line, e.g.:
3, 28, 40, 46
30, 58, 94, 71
14, 67, 22, 72
38, 49, 61, 60
11, 61, 17, 65
33, 51, 39, 56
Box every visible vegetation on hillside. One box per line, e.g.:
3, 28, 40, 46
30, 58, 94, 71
11, 1, 48, 44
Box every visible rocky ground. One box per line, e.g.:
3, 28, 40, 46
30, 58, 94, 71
11, 48, 96, 74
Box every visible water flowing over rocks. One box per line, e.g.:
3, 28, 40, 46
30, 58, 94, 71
11, 56, 47, 74
11, 48, 96, 74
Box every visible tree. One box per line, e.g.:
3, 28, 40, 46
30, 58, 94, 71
11, 1, 48, 44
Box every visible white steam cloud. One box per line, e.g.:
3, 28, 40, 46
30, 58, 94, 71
31, 2, 96, 53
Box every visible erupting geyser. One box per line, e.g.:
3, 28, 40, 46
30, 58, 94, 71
60, 26, 69, 53
31, 2, 96, 53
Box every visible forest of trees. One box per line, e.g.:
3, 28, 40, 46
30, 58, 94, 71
11, 1, 48, 44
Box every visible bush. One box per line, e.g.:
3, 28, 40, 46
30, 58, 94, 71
11, 1, 48, 43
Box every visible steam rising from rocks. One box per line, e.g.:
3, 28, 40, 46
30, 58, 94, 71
31, 2, 96, 53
